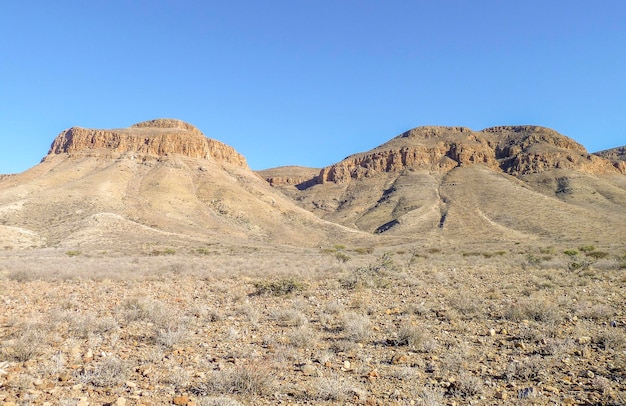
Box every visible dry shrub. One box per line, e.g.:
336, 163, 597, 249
197, 397, 244, 406
252, 278, 305, 296
193, 364, 275, 396
341, 312, 371, 342
395, 323, 426, 349
287, 326, 316, 348
595, 328, 626, 351
3, 324, 46, 362
309, 374, 366, 401
446, 372, 483, 398
78, 356, 128, 387
270, 308, 307, 327
505, 297, 561, 324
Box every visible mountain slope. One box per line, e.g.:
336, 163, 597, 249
0, 119, 364, 251
264, 126, 626, 247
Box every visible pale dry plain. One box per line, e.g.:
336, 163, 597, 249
1, 245, 625, 405
1, 120, 625, 405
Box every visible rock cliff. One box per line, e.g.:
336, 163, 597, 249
594, 146, 626, 173
46, 118, 247, 168
316, 126, 622, 184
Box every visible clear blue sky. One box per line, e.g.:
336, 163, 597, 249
1, 1, 625, 174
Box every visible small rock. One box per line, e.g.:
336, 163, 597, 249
58, 373, 71, 382
499, 328, 508, 335
515, 342, 526, 350
342, 360, 351, 370
173, 395, 191, 405
577, 336, 591, 345
518, 387, 537, 399
125, 381, 137, 388
115, 398, 127, 406
585, 370, 595, 379
489, 329, 496, 336
391, 354, 409, 365
301, 364, 318, 376
495, 390, 508, 400
543, 385, 559, 393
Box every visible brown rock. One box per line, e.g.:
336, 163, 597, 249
47, 119, 247, 168
495, 390, 508, 400
391, 353, 409, 365
172, 395, 191, 405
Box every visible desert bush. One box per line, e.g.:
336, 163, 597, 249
78, 356, 127, 387
4, 329, 45, 361
395, 323, 426, 349
335, 251, 351, 263
340, 252, 397, 289
446, 372, 483, 398
505, 356, 543, 381
595, 328, 626, 351
287, 326, 316, 348
197, 397, 244, 406
341, 312, 371, 342
149, 248, 176, 256
564, 249, 578, 257
122, 297, 172, 324
270, 309, 307, 327
64, 250, 81, 257
579, 245, 596, 253
585, 251, 609, 260
310, 374, 365, 401
505, 298, 561, 324
193, 364, 275, 396
252, 278, 305, 296
155, 323, 189, 348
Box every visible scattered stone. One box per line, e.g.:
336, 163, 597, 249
514, 342, 526, 350
577, 336, 591, 345
518, 387, 537, 399
301, 364, 318, 376
115, 398, 127, 406
173, 395, 191, 406
495, 390, 508, 400
342, 360, 351, 370
585, 370, 595, 379
391, 354, 409, 365
543, 385, 559, 393
489, 329, 496, 336
58, 373, 71, 382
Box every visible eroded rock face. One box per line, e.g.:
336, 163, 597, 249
317, 125, 622, 183
47, 119, 247, 167
594, 146, 626, 174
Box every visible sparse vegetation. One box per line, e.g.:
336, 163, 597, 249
1, 248, 625, 404
252, 278, 306, 296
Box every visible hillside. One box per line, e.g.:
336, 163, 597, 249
0, 119, 363, 251
262, 126, 626, 249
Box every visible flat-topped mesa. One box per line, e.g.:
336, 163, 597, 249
47, 118, 248, 168
318, 125, 622, 183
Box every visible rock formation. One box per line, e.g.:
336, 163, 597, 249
314, 126, 622, 184
594, 146, 626, 173
46, 118, 248, 168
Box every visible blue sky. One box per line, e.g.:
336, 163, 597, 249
1, 1, 625, 174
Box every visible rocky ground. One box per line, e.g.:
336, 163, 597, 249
1, 245, 625, 405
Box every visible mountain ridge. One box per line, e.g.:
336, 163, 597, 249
1, 119, 625, 251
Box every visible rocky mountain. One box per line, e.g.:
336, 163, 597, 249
2, 121, 624, 251
264, 126, 626, 248
595, 146, 626, 173
0, 119, 362, 251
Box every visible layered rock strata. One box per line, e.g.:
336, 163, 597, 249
316, 126, 622, 184
47, 118, 247, 167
